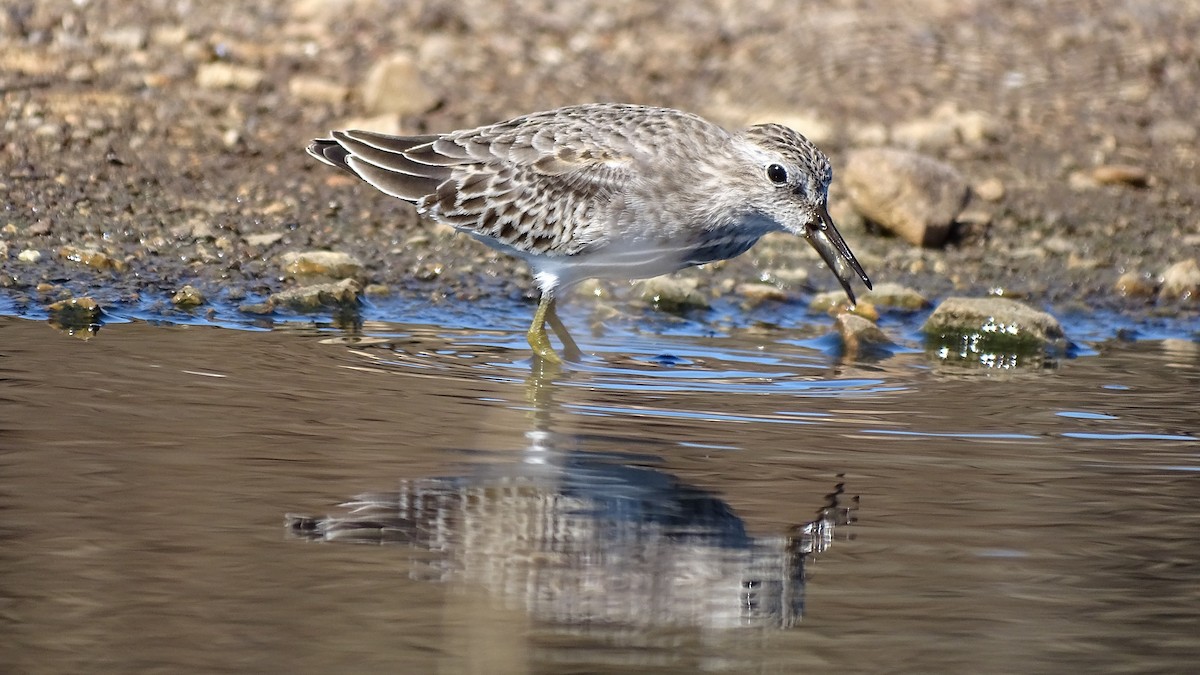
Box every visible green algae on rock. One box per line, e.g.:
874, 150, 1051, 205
923, 296, 1067, 367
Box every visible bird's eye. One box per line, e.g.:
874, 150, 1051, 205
766, 164, 788, 184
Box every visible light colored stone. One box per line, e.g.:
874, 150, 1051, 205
270, 279, 362, 312
891, 117, 958, 152
1148, 119, 1197, 146
842, 148, 970, 247
245, 232, 286, 248
280, 250, 364, 279
809, 291, 878, 320
196, 62, 264, 90
18, 249, 42, 263
1092, 164, 1149, 188
745, 111, 835, 145
974, 177, 1005, 202
59, 246, 127, 272
289, 75, 349, 104
835, 312, 893, 356
923, 296, 1066, 350
1159, 259, 1200, 300
171, 285, 206, 308
736, 282, 789, 305
636, 276, 709, 313
337, 114, 402, 136
361, 53, 439, 116
99, 27, 147, 51
1113, 271, 1157, 298
863, 282, 930, 311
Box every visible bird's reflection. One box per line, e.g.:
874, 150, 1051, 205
288, 348, 856, 630
289, 454, 854, 629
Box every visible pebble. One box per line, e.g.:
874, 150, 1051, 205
288, 76, 350, 104
196, 63, 265, 91
636, 276, 709, 313
47, 297, 102, 330
973, 178, 1006, 202
269, 279, 362, 312
99, 27, 147, 51
1159, 259, 1200, 300
835, 312, 894, 357
245, 232, 286, 248
1113, 271, 1157, 298
809, 291, 879, 320
922, 296, 1066, 351
18, 249, 42, 263
361, 53, 439, 116
279, 250, 364, 280
1091, 164, 1149, 188
863, 282, 930, 311
842, 148, 970, 247
735, 282, 790, 306
59, 246, 127, 272
1148, 119, 1197, 146
171, 285, 206, 308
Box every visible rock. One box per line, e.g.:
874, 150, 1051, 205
336, 114, 402, 136
743, 110, 835, 145
1092, 164, 1149, 188
47, 297, 102, 332
238, 301, 276, 315
636, 276, 709, 313
288, 75, 350, 104
891, 117, 959, 152
245, 232, 286, 248
171, 285, 205, 308
736, 282, 790, 306
974, 177, 1005, 202
848, 122, 889, 146
1113, 271, 1157, 298
18, 249, 42, 263
1148, 119, 1197, 146
99, 27, 147, 51
835, 312, 894, 357
361, 53, 439, 116
269, 279, 362, 312
766, 267, 810, 287
922, 297, 1066, 354
809, 291, 879, 320
280, 250, 363, 280
842, 148, 970, 247
196, 63, 264, 91
890, 105, 1004, 151
363, 283, 391, 297
863, 282, 930, 311
59, 246, 128, 272
171, 219, 216, 240
1159, 259, 1200, 300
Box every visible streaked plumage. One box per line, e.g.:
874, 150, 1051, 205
308, 103, 871, 362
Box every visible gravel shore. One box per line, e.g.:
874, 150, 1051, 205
2, 0, 1198, 321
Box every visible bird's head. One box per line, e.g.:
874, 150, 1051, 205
737, 124, 872, 303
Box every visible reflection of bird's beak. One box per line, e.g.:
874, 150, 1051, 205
804, 203, 872, 304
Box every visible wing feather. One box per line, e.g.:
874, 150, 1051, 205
307, 105, 721, 257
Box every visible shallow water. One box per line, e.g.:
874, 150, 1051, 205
1, 310, 1198, 673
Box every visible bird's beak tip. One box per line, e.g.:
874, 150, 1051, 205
806, 205, 871, 304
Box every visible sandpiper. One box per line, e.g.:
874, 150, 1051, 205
308, 103, 871, 362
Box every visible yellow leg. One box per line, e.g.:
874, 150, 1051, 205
527, 294, 583, 363
527, 294, 562, 364
545, 298, 583, 362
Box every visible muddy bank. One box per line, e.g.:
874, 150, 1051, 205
2, 1, 1198, 324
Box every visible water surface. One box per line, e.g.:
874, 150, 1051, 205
1, 314, 1197, 673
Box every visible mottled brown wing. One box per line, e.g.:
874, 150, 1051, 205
307, 120, 639, 257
